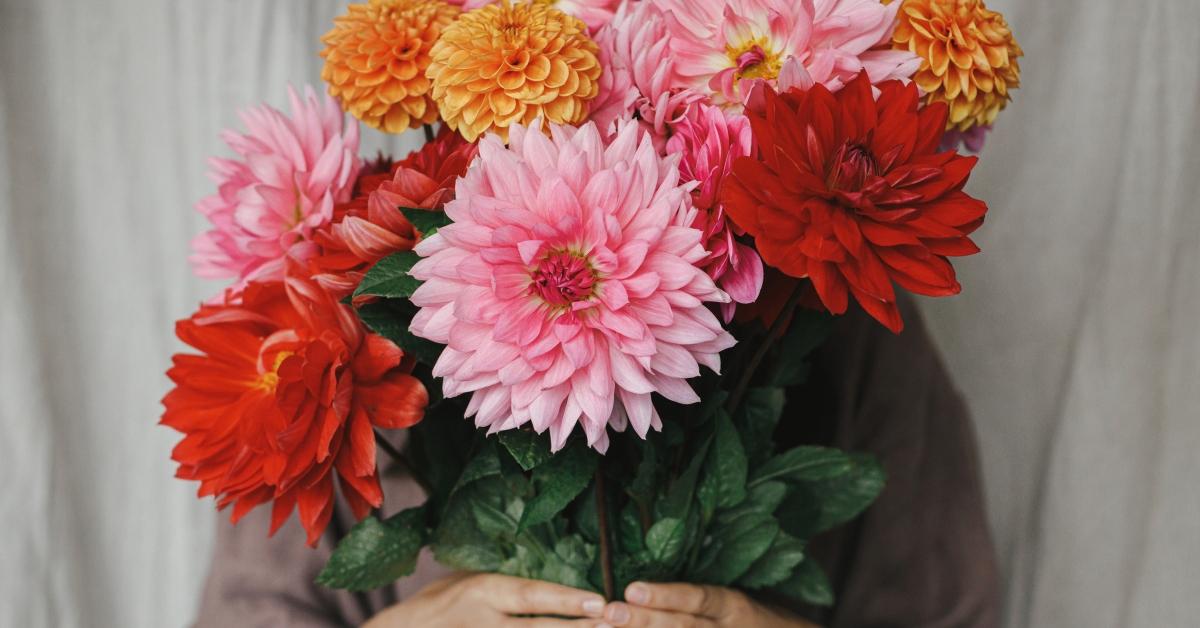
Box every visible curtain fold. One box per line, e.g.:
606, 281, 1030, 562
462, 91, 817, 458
1, 0, 1196, 626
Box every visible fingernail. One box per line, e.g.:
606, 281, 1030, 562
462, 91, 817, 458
597, 624, 614, 628
625, 583, 649, 605
582, 597, 605, 615
605, 603, 631, 624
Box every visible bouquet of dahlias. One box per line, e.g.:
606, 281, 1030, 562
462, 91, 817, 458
163, 0, 1020, 605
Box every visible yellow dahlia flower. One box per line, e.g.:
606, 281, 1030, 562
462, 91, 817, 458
426, 0, 602, 141
891, 0, 1022, 131
321, 0, 461, 134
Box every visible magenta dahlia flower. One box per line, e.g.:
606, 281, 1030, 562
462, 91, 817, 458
666, 104, 762, 322
191, 85, 360, 292
591, 0, 702, 145
408, 120, 735, 452
659, 0, 920, 106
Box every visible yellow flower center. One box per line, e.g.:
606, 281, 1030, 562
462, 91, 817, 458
256, 350, 294, 391
727, 38, 782, 81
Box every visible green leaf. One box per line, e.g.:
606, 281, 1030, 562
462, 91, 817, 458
707, 410, 748, 510
736, 387, 786, 464
354, 251, 422, 299
472, 497, 519, 538
717, 480, 788, 524
498, 430, 553, 471
451, 442, 502, 496
627, 439, 658, 508
691, 512, 779, 585
616, 504, 647, 553
737, 532, 805, 589
518, 442, 598, 532
749, 446, 854, 488
644, 517, 687, 565
539, 536, 598, 591
772, 557, 834, 607
355, 299, 443, 366
401, 206, 453, 239
770, 310, 832, 387
317, 507, 428, 591
781, 453, 886, 536
658, 437, 712, 520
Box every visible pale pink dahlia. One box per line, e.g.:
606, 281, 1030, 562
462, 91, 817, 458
590, 0, 701, 144
191, 85, 361, 292
454, 0, 618, 32
666, 104, 762, 322
408, 120, 735, 452
659, 0, 920, 106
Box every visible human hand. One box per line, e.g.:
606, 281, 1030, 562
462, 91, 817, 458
598, 582, 818, 628
363, 572, 607, 627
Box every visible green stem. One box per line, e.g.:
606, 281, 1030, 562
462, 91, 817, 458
373, 429, 431, 494
423, 124, 435, 143
724, 284, 804, 415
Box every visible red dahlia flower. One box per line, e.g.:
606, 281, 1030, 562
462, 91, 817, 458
723, 73, 987, 332
310, 128, 476, 299
161, 277, 428, 545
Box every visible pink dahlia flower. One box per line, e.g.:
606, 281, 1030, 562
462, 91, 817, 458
191, 85, 361, 293
455, 0, 618, 32
666, 104, 763, 323
408, 120, 735, 452
659, 0, 920, 106
940, 125, 991, 154
591, 0, 702, 145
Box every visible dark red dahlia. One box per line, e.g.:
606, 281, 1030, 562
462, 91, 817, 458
723, 72, 987, 332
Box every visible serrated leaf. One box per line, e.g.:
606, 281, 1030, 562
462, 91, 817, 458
784, 453, 886, 536
435, 542, 506, 573
716, 480, 788, 524
354, 251, 422, 299
355, 299, 444, 365
692, 512, 779, 585
518, 442, 598, 531
472, 497, 519, 538
627, 439, 658, 507
708, 410, 748, 510
737, 387, 785, 464
658, 437, 712, 520
749, 446, 854, 487
451, 442, 502, 496
644, 517, 686, 565
317, 507, 427, 591
772, 558, 834, 607
498, 430, 552, 471
770, 311, 832, 387
538, 535, 598, 591
401, 207, 453, 239
617, 504, 646, 553
737, 532, 805, 589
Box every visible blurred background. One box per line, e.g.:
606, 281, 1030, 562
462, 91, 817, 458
1, 0, 1197, 626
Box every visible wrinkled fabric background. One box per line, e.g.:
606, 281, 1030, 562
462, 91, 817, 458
1, 1, 1197, 626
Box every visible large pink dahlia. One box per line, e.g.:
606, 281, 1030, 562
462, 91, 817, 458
408, 120, 735, 452
659, 0, 920, 107
666, 104, 762, 322
191, 85, 361, 292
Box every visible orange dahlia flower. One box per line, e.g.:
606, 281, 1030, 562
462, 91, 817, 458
891, 0, 1022, 132
723, 74, 987, 333
321, 0, 462, 133
162, 278, 428, 545
426, 0, 602, 141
